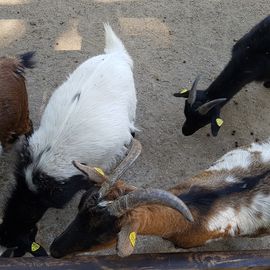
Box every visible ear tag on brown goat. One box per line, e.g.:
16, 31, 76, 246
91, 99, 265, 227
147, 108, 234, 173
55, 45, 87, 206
94, 167, 105, 176
31, 242, 40, 252
129, 232, 137, 247
180, 88, 188, 94
216, 118, 223, 127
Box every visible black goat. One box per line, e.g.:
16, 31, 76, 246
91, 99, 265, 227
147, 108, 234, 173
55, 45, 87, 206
174, 15, 270, 136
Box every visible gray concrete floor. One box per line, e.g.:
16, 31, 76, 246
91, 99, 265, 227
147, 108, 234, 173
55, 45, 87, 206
0, 0, 270, 256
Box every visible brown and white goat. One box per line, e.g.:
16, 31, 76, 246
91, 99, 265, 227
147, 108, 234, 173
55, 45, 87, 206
50, 139, 270, 258
0, 52, 35, 153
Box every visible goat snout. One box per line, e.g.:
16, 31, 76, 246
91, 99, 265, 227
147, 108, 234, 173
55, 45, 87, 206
182, 124, 196, 136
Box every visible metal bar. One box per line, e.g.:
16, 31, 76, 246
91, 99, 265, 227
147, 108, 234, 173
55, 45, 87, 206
0, 250, 270, 270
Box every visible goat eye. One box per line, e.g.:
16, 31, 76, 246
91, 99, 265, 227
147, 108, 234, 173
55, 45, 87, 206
86, 191, 99, 204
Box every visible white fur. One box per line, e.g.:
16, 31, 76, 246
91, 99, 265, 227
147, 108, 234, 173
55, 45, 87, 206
25, 24, 137, 183
0, 245, 7, 256
25, 165, 37, 192
0, 143, 2, 156
208, 140, 270, 173
98, 201, 113, 207
208, 193, 270, 236
249, 140, 270, 163
225, 175, 238, 183
208, 149, 251, 171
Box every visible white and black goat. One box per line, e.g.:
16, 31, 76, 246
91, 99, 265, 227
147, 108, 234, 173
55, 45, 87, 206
174, 15, 270, 136
51, 138, 270, 258
0, 24, 137, 257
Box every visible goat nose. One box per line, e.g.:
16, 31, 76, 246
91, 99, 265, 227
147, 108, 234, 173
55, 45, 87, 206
182, 126, 194, 136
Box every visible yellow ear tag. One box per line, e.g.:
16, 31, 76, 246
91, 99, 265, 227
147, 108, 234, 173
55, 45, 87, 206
180, 88, 188, 94
31, 242, 40, 252
216, 118, 224, 127
129, 232, 136, 247
94, 167, 105, 176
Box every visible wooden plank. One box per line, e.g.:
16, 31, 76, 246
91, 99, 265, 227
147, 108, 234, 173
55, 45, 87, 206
0, 250, 269, 270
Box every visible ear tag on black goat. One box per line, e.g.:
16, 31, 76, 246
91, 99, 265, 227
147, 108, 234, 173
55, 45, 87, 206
29, 242, 48, 256
31, 242, 40, 252
174, 88, 189, 98
216, 118, 224, 127
211, 117, 223, 137
180, 88, 188, 94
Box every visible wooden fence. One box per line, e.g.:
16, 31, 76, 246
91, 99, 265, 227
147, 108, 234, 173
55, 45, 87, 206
0, 250, 269, 270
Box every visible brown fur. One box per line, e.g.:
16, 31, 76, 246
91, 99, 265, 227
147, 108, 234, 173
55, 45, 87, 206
94, 155, 270, 251
106, 180, 137, 200
0, 56, 32, 150
118, 204, 228, 249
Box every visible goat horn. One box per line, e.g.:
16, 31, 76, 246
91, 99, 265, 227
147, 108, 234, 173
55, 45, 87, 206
187, 75, 200, 105
196, 98, 227, 115
107, 188, 194, 222
98, 138, 142, 198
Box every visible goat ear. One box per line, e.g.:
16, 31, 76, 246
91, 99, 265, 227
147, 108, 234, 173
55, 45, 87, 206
173, 88, 189, 98
28, 242, 48, 257
211, 117, 223, 137
116, 224, 139, 257
72, 161, 106, 184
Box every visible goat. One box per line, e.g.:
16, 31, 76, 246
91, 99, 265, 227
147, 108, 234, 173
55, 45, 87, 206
174, 15, 270, 136
51, 138, 270, 258
0, 52, 35, 153
0, 24, 137, 257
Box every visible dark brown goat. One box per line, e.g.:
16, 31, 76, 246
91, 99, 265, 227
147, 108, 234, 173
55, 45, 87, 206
0, 52, 35, 152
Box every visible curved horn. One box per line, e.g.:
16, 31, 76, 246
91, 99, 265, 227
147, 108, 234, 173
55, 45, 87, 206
196, 98, 227, 115
98, 138, 142, 198
107, 188, 193, 222
187, 75, 200, 105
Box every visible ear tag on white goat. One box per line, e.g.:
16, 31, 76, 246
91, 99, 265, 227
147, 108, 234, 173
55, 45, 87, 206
180, 88, 188, 94
129, 232, 136, 247
216, 118, 223, 127
94, 167, 105, 176
31, 242, 40, 252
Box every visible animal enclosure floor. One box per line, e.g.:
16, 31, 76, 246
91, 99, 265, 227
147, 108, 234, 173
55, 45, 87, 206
0, 0, 269, 256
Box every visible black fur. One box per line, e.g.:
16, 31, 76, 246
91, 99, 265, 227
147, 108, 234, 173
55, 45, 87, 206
175, 15, 270, 136
0, 140, 94, 257
50, 188, 118, 258
179, 170, 269, 215
19, 52, 36, 69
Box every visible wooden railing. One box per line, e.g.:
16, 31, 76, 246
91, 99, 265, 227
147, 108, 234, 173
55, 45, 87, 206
0, 250, 269, 269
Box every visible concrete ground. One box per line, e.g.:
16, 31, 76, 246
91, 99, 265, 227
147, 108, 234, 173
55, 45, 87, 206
0, 0, 270, 257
